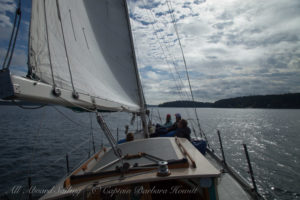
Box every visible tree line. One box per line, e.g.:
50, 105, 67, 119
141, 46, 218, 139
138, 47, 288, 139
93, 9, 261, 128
158, 93, 300, 109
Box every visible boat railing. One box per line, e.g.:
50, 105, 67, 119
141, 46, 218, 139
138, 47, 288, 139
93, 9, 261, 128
206, 129, 265, 200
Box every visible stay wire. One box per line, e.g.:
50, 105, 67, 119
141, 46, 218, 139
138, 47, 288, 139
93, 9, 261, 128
2, 5, 18, 69
166, 0, 209, 142
89, 112, 96, 154
52, 106, 90, 128
141, 0, 191, 100
28, 108, 46, 178
12, 100, 47, 110
2, 0, 22, 70
32, 138, 91, 177
141, 0, 195, 124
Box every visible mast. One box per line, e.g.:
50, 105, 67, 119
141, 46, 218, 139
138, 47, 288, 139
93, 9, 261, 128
123, 0, 149, 137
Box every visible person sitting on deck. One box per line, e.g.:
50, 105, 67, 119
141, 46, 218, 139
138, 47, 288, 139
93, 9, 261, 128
156, 114, 173, 129
126, 132, 134, 142
118, 132, 134, 144
167, 113, 181, 132
175, 119, 191, 141
163, 114, 173, 128
150, 113, 181, 137
160, 119, 191, 141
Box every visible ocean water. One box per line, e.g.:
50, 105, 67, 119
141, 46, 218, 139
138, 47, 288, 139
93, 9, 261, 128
0, 106, 299, 199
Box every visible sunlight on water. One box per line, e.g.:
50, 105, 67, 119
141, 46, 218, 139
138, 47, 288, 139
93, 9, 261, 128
0, 106, 299, 199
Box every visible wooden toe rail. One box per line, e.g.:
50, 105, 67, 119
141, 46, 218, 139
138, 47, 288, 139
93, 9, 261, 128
175, 137, 196, 168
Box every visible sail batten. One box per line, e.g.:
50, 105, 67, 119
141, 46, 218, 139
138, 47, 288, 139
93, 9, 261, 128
28, 0, 143, 112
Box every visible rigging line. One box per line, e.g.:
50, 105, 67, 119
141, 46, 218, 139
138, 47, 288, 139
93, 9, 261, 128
2, 0, 22, 70
33, 139, 90, 177
12, 100, 47, 110
146, 11, 191, 99
141, 19, 190, 107
56, 0, 77, 96
142, 4, 195, 124
100, 125, 104, 148
142, 1, 195, 126
166, 0, 204, 139
26, 2, 33, 78
28, 108, 46, 177
157, 109, 162, 124
143, 11, 190, 130
145, 1, 191, 99
6, 7, 21, 69
96, 112, 122, 157
149, 24, 197, 123
141, 1, 190, 100
165, 0, 195, 103
43, 0, 56, 87
88, 115, 91, 157
51, 106, 95, 130
143, 8, 188, 104
1, 0, 19, 69
68, 138, 91, 155
136, 16, 189, 115
32, 130, 93, 177
89, 112, 96, 154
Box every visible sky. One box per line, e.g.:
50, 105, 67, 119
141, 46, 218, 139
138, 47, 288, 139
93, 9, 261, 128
0, 0, 300, 105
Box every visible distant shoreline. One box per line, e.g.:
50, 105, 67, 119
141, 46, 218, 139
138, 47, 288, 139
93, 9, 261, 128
2, 93, 299, 109
157, 93, 300, 109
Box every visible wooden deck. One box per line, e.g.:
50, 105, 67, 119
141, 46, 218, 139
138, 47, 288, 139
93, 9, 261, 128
41, 137, 220, 199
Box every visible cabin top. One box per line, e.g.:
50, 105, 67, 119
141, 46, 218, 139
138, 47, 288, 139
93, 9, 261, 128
41, 137, 220, 199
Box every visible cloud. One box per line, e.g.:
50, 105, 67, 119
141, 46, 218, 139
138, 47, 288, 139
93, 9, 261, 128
0, 0, 16, 42
0, 0, 16, 27
1, 0, 299, 105
128, 0, 300, 104
0, 0, 30, 74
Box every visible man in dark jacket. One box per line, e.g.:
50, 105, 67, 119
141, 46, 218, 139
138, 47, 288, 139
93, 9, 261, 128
175, 119, 191, 141
167, 113, 181, 132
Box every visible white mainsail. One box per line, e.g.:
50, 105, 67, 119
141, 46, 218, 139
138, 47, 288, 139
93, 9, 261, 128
27, 0, 144, 112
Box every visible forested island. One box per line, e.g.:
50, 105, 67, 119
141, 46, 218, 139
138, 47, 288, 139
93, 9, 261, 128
158, 93, 300, 109
1, 93, 299, 108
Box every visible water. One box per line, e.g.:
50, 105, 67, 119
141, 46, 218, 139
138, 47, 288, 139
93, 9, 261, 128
0, 106, 299, 199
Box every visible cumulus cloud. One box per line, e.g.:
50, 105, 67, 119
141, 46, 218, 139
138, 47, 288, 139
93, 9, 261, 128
1, 0, 299, 105
0, 1, 16, 26
128, 0, 300, 104
0, 0, 29, 75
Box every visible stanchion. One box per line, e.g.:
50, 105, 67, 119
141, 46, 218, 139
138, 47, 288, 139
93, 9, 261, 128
243, 144, 258, 194
66, 153, 70, 174
217, 130, 226, 166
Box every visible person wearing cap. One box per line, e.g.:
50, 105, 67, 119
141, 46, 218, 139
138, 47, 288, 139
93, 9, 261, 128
163, 114, 173, 128
167, 113, 181, 132
150, 114, 174, 137
155, 114, 173, 129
